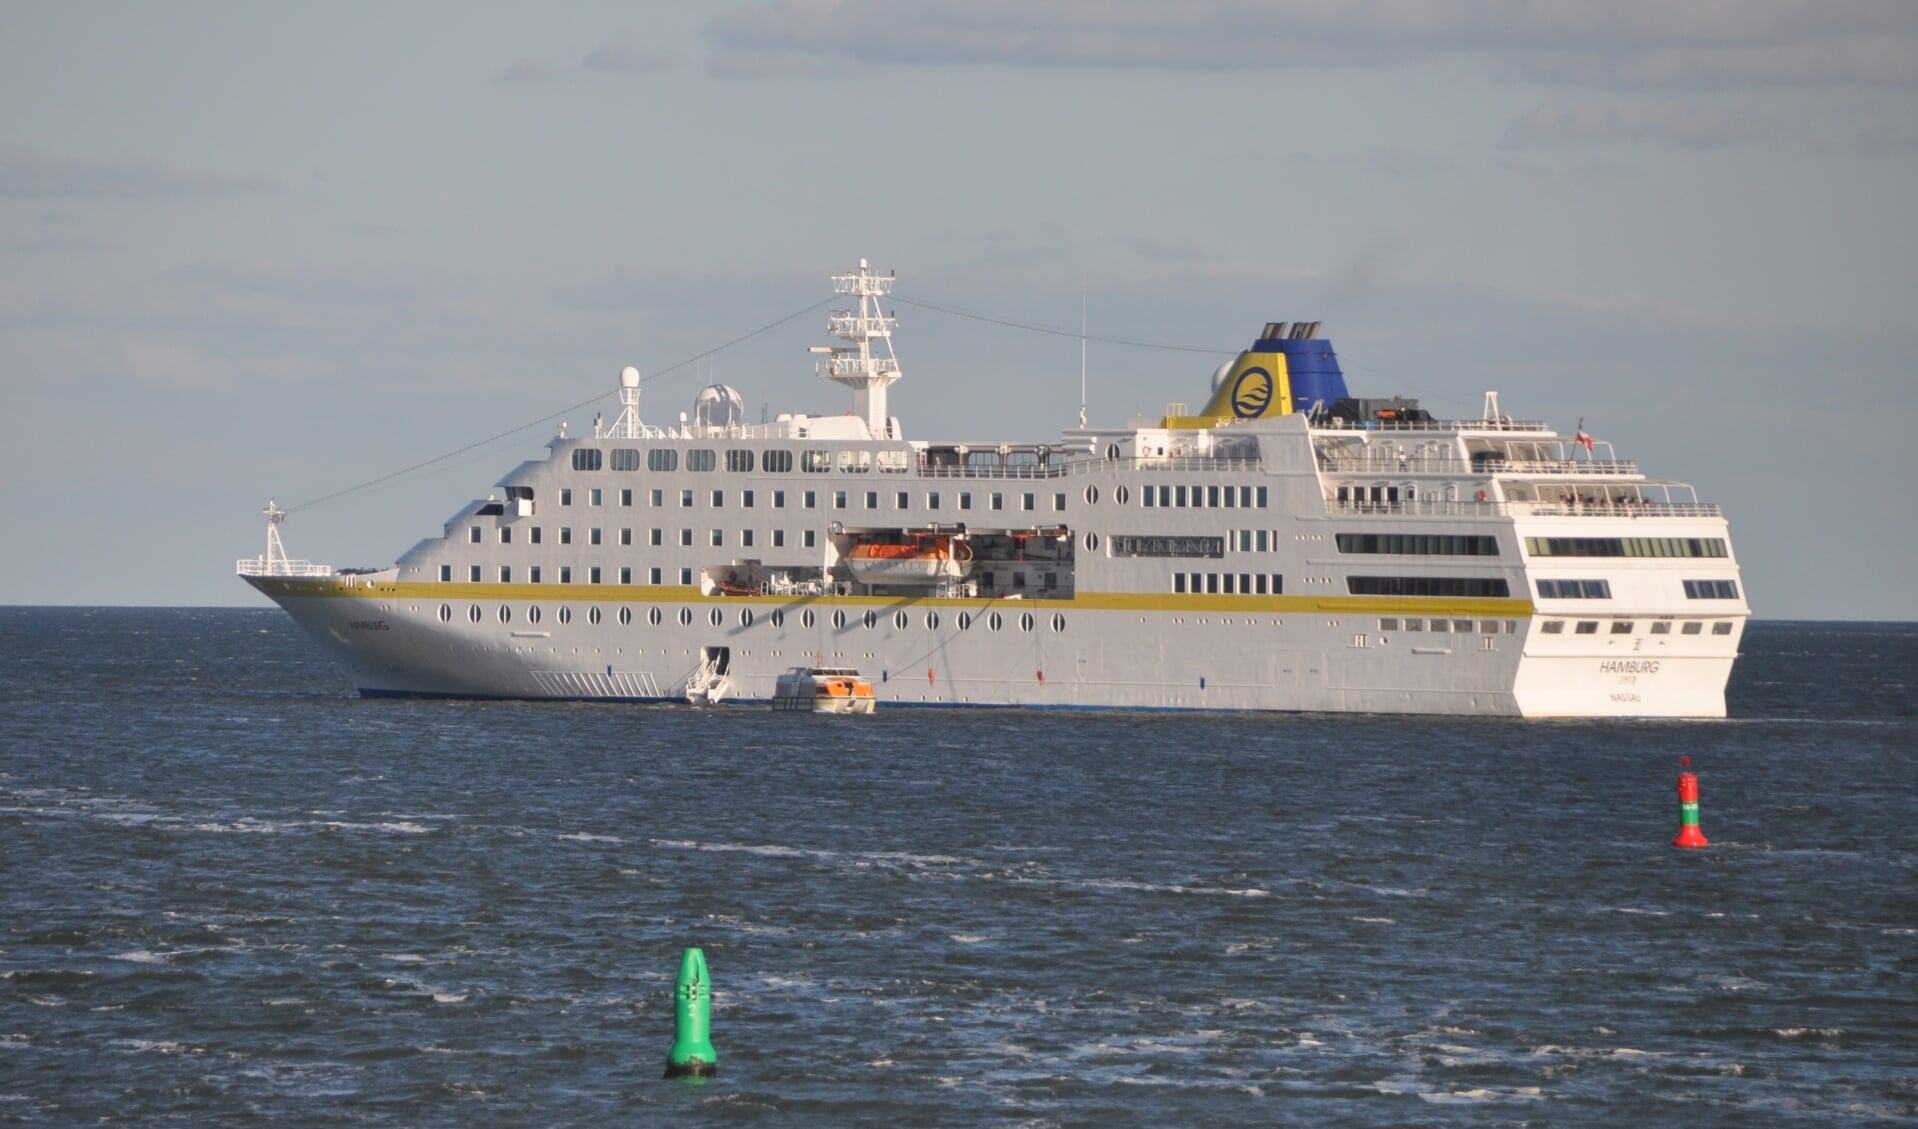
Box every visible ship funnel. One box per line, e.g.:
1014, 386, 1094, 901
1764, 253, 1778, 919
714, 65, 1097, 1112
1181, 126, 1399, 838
1191, 323, 1349, 422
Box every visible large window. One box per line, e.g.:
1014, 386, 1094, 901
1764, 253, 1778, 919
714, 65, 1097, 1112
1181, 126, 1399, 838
687, 449, 716, 472
1347, 576, 1512, 598
1338, 533, 1499, 556
610, 448, 641, 471
727, 449, 755, 472
1536, 578, 1613, 599
1683, 579, 1740, 599
571, 448, 603, 471
647, 449, 678, 472
763, 449, 793, 473
1526, 536, 1727, 558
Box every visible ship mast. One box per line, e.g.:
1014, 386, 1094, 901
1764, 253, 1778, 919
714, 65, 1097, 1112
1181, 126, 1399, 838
813, 259, 901, 439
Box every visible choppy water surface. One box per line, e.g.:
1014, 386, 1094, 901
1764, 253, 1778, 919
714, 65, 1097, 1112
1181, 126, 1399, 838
2, 610, 1913, 1126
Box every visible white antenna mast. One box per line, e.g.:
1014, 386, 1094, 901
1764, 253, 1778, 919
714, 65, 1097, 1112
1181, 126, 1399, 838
1079, 277, 1088, 429
813, 259, 901, 439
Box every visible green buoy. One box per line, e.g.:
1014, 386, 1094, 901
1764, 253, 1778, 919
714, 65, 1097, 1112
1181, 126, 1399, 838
664, 946, 717, 1078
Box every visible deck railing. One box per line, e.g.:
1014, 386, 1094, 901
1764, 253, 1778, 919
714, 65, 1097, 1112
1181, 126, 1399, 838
236, 558, 333, 577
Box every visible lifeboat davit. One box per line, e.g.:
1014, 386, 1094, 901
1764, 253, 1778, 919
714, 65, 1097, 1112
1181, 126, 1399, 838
843, 535, 973, 586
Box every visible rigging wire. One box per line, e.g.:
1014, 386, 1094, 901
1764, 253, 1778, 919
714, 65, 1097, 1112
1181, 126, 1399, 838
890, 293, 1234, 356
286, 297, 832, 514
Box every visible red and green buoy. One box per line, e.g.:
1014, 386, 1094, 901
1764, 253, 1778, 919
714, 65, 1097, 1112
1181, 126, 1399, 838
1673, 755, 1708, 849
664, 947, 717, 1078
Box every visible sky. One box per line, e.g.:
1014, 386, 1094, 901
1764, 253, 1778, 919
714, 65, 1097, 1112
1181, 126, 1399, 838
2, 1, 1913, 619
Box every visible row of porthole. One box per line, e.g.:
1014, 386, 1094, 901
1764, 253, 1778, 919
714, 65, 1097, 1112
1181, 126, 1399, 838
440, 604, 1067, 633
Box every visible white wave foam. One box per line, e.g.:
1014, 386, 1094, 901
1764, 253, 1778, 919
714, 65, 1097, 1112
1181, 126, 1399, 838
557, 832, 624, 844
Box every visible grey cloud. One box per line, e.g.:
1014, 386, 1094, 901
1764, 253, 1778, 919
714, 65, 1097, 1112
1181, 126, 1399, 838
496, 58, 569, 85
1501, 100, 1773, 150
584, 32, 688, 75
0, 148, 280, 200
703, 0, 1918, 89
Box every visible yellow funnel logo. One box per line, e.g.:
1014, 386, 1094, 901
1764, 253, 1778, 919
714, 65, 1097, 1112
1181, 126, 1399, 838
1231, 367, 1274, 418
1195, 351, 1291, 421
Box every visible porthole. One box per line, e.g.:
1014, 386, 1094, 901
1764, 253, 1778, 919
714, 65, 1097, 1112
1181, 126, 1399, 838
498, 605, 512, 624
957, 612, 972, 630
672, 607, 690, 626
833, 609, 847, 629
439, 604, 452, 622
1020, 612, 1035, 632
1084, 485, 1099, 505
771, 609, 785, 627
468, 604, 482, 623
528, 606, 541, 624
894, 610, 909, 629
802, 609, 816, 628
1084, 532, 1099, 552
618, 606, 632, 626
926, 611, 939, 630
989, 612, 1003, 631
648, 606, 663, 627
740, 608, 754, 627
1115, 485, 1129, 505
1051, 612, 1066, 633
588, 607, 602, 625
709, 608, 723, 627
863, 609, 878, 629
558, 607, 572, 625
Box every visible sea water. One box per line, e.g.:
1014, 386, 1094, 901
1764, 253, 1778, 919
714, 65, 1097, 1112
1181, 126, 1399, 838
1, 609, 1913, 1126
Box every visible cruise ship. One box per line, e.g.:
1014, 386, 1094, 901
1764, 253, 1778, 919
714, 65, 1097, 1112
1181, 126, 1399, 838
239, 260, 1746, 716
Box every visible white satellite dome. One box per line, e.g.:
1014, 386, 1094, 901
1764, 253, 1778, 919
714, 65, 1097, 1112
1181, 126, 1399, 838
1210, 359, 1236, 393
693, 384, 746, 429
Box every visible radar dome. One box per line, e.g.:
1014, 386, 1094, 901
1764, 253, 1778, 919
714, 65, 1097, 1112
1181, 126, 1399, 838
693, 384, 746, 430
1211, 359, 1235, 393
621, 365, 640, 388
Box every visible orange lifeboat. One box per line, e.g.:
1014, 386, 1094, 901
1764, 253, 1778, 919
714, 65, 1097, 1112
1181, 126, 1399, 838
843, 535, 973, 586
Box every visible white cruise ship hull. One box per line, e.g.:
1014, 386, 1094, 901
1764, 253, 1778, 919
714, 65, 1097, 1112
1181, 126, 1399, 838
244, 576, 1737, 717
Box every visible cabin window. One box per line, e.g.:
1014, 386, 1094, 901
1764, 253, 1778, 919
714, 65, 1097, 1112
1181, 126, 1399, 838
742, 530, 755, 547
530, 566, 541, 584
803, 530, 816, 548
1650, 621, 1672, 635
620, 567, 632, 585
650, 489, 663, 507
959, 492, 972, 510
773, 530, 785, 548
1575, 621, 1599, 634
440, 565, 452, 582
499, 566, 511, 583
1174, 574, 1186, 593
1541, 620, 1564, 634
680, 529, 692, 546
1612, 621, 1634, 634
531, 527, 541, 544
773, 490, 786, 508
679, 489, 693, 507
742, 490, 754, 508
928, 492, 940, 511
1022, 493, 1035, 511
590, 528, 602, 546
763, 449, 793, 473
712, 490, 724, 508
572, 448, 602, 471
560, 566, 572, 584
610, 448, 641, 472
1712, 621, 1734, 635
711, 530, 724, 547
1683, 579, 1740, 600
650, 529, 662, 546
727, 449, 755, 472
590, 488, 602, 506
865, 491, 878, 509
620, 528, 632, 546
802, 450, 831, 473
647, 450, 677, 472
620, 489, 633, 507
649, 568, 661, 585
589, 567, 601, 584
687, 449, 716, 472
990, 492, 1004, 511
834, 491, 848, 509
1054, 493, 1066, 511
561, 488, 573, 506
560, 527, 572, 545
469, 565, 481, 582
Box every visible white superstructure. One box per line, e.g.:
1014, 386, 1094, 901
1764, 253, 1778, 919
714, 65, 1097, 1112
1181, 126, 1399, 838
240, 261, 1746, 716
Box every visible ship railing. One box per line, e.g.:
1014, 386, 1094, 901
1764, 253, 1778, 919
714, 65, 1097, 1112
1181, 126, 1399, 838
1322, 500, 1722, 519
913, 456, 1263, 480
236, 557, 334, 577
1317, 455, 1640, 475
1313, 417, 1552, 433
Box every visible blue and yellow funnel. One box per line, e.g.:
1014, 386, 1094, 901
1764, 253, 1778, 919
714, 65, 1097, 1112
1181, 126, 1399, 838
1174, 322, 1349, 427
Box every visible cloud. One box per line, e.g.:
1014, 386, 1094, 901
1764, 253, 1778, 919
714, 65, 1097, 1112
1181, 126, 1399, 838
0, 148, 279, 200
1502, 99, 1773, 149
583, 31, 688, 75
496, 57, 569, 85
702, 1, 1918, 88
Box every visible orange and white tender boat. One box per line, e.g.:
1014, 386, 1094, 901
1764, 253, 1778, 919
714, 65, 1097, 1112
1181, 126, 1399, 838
842, 535, 972, 586
772, 666, 876, 714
